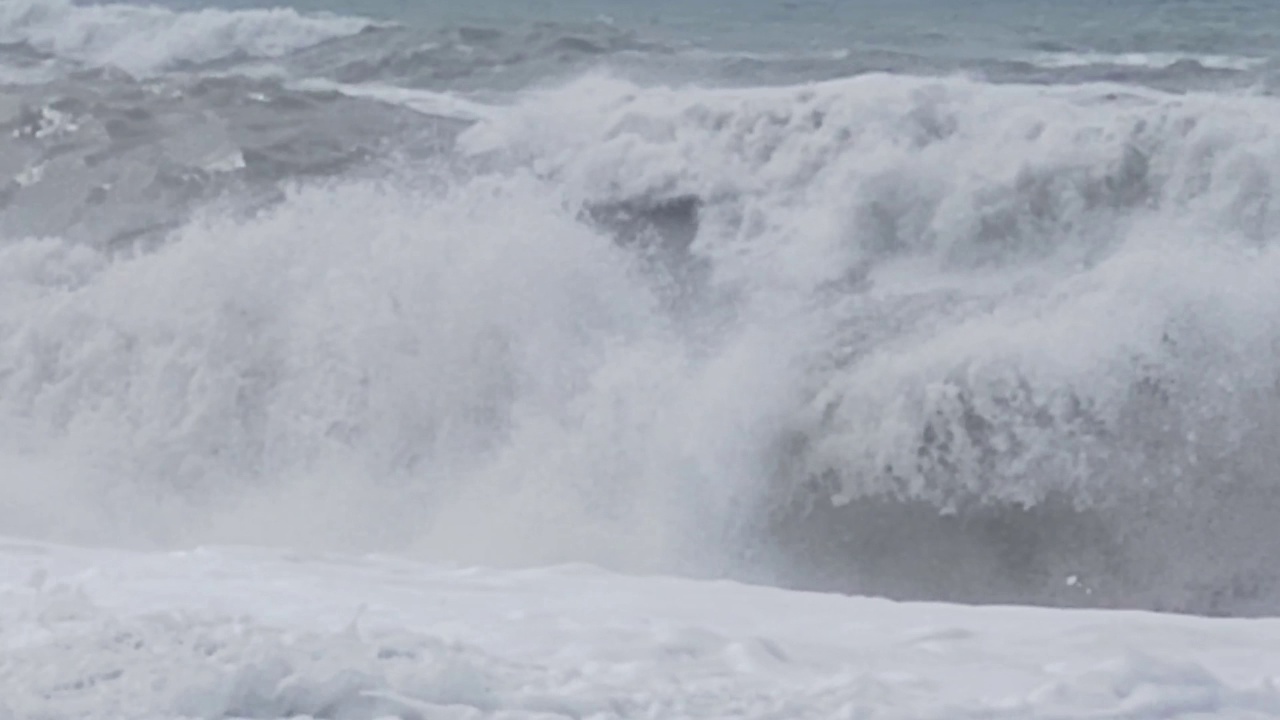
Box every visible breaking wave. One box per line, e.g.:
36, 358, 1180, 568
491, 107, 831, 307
4, 0, 1280, 616
458, 75, 1280, 614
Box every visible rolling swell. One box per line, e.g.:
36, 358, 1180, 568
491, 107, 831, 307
3, 2, 1280, 617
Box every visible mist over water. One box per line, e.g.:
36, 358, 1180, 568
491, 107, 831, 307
4, 0, 1280, 617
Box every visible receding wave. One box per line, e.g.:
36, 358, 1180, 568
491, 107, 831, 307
0, 69, 463, 245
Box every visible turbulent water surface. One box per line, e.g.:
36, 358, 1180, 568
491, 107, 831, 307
4, 0, 1280, 617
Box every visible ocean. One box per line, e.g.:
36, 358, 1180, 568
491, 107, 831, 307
3, 0, 1280, 617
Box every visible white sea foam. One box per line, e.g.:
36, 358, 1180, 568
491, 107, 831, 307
5, 542, 1280, 720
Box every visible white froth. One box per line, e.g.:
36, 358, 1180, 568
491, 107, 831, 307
4, 542, 1280, 719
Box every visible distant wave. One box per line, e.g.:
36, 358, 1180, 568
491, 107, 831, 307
0, 0, 376, 76
459, 73, 1280, 507
265, 20, 675, 91
1028, 50, 1267, 72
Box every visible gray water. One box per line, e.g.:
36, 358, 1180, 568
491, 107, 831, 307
3, 0, 1280, 617
148, 0, 1280, 60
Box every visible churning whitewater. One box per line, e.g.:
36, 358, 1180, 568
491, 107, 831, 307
3, 0, 1280, 617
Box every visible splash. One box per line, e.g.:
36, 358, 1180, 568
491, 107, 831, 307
4, 63, 1280, 614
